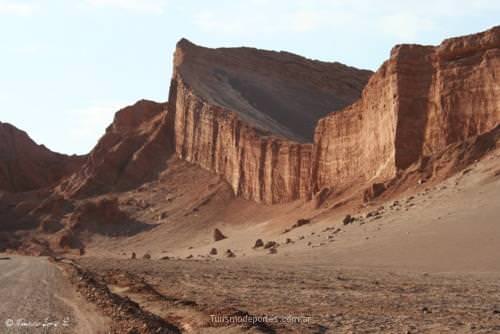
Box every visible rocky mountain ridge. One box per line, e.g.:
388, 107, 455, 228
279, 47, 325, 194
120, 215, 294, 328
0, 121, 84, 193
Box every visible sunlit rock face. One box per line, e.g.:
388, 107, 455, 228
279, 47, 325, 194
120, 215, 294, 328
169, 39, 371, 203
313, 26, 500, 195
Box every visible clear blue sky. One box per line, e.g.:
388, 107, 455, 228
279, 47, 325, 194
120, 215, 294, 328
1, 0, 499, 154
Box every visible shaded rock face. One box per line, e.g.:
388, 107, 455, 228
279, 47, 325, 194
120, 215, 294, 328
0, 122, 84, 193
169, 40, 372, 203
312, 26, 500, 194
58, 100, 173, 198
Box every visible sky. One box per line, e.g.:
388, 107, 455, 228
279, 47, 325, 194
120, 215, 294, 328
0, 0, 499, 155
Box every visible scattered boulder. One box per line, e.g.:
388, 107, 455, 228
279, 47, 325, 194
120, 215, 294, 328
284, 218, 312, 233
421, 306, 431, 314
226, 249, 236, 258
264, 241, 278, 249
142, 253, 151, 260
293, 219, 311, 228
343, 214, 355, 225
253, 239, 264, 248
285, 238, 293, 244
131, 252, 136, 259
213, 228, 227, 242
268, 248, 278, 255
209, 248, 218, 255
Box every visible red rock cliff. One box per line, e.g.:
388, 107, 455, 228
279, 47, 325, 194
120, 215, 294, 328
59, 100, 172, 198
168, 39, 372, 203
313, 26, 500, 194
0, 122, 84, 192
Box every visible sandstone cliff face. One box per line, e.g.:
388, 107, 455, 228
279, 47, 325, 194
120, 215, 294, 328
59, 100, 172, 198
313, 26, 500, 194
169, 40, 372, 203
312, 59, 399, 194
169, 27, 499, 203
0, 122, 83, 193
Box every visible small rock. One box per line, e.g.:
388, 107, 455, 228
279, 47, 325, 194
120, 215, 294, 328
285, 238, 293, 244
293, 219, 311, 228
264, 241, 278, 249
142, 253, 151, 260
268, 248, 278, 255
213, 228, 227, 242
131, 252, 136, 259
186, 254, 193, 259
421, 306, 431, 314
209, 248, 217, 255
253, 239, 264, 248
343, 214, 355, 225
226, 249, 236, 258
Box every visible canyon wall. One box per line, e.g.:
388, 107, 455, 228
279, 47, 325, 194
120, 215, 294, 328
170, 78, 313, 203
169, 39, 372, 203
313, 26, 500, 194
1, 26, 498, 209
169, 26, 500, 203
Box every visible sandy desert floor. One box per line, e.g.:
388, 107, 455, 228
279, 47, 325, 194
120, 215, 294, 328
68, 150, 500, 333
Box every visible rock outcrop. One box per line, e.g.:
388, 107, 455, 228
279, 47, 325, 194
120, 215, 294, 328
312, 25, 500, 194
168, 27, 500, 204
168, 39, 372, 203
58, 100, 172, 198
0, 122, 84, 193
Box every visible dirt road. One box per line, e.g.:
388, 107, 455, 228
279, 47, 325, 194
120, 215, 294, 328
0, 255, 109, 334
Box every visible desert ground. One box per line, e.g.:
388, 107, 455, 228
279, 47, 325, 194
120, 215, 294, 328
0, 255, 109, 334
48, 148, 499, 333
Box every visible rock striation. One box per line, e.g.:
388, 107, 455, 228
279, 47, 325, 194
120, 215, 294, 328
0, 122, 83, 193
313, 25, 500, 194
168, 39, 372, 203
167, 26, 500, 203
